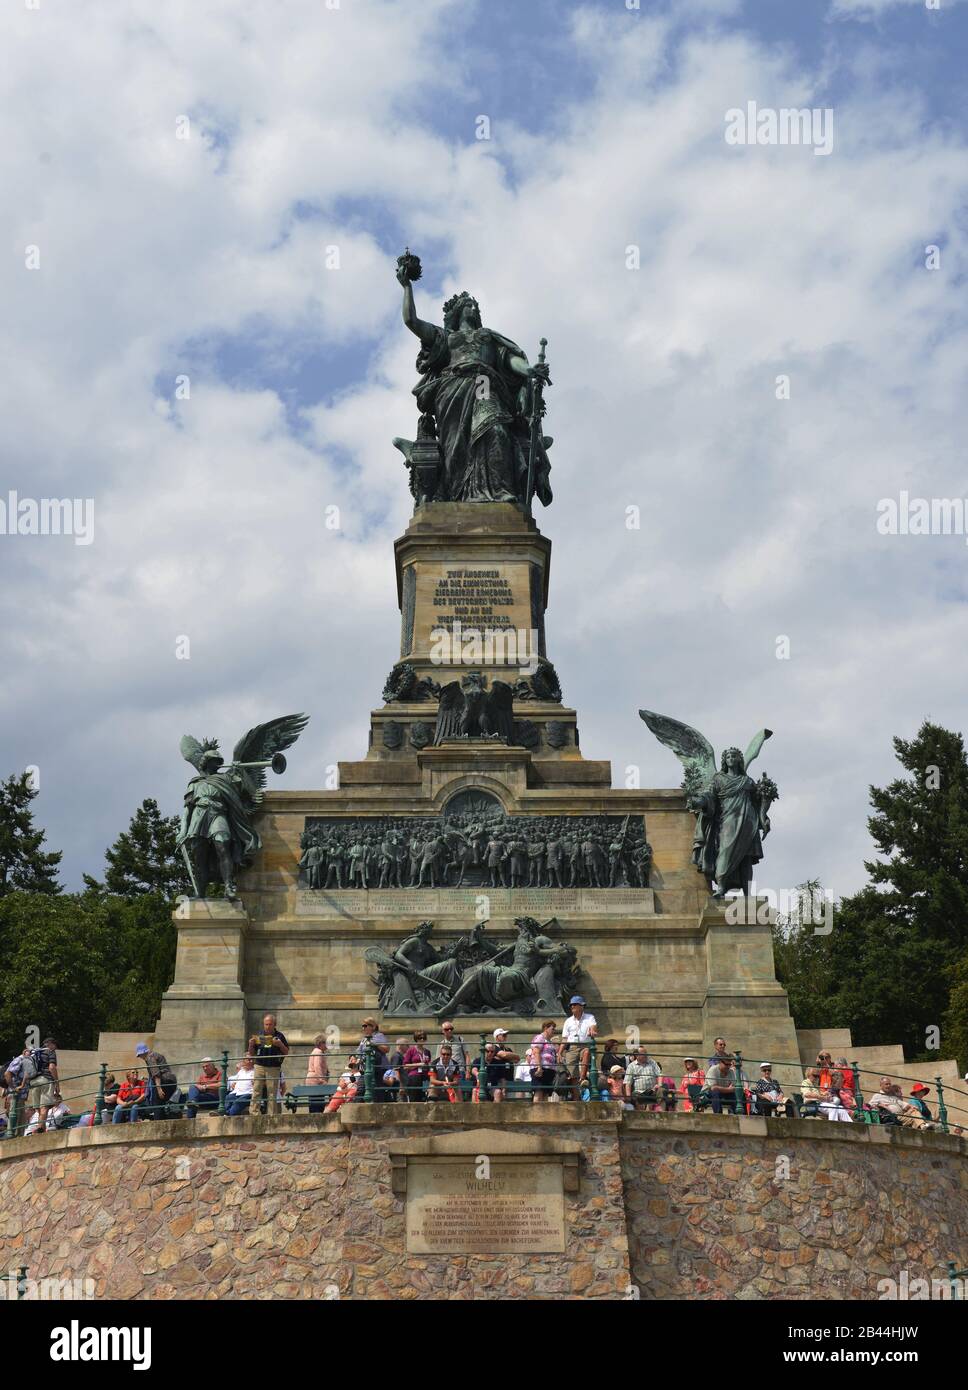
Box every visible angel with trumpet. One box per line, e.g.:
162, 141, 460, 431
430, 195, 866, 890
177, 714, 309, 898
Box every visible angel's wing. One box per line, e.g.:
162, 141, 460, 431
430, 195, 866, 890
180, 734, 206, 771
433, 682, 465, 745
638, 709, 716, 790
743, 729, 773, 771
486, 680, 515, 741
230, 713, 309, 793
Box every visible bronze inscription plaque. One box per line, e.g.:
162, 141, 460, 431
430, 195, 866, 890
405, 1158, 565, 1254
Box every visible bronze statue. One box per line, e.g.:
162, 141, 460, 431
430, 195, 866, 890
393, 251, 552, 509
366, 917, 580, 1017
433, 670, 515, 744
639, 710, 778, 898
178, 714, 309, 897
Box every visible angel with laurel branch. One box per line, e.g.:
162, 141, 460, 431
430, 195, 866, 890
638, 710, 778, 898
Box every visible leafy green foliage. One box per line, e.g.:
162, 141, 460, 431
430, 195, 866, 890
0, 888, 176, 1061
0, 773, 61, 896
773, 723, 968, 1062
0, 795, 185, 1059
90, 797, 191, 900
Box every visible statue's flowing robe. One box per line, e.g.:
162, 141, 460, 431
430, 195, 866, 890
694, 771, 763, 889
463, 937, 540, 1008
389, 937, 461, 1012
413, 325, 552, 506
178, 771, 260, 866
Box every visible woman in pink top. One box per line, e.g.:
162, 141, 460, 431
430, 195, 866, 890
305, 1033, 330, 1085
306, 1033, 330, 1114
677, 1058, 706, 1112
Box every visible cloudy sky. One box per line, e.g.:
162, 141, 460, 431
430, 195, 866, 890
2, 0, 966, 898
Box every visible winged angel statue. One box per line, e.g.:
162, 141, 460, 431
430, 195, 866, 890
638, 710, 779, 898
177, 714, 309, 898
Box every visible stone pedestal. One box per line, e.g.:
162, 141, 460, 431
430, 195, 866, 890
153, 503, 800, 1082
154, 899, 249, 1069
395, 501, 551, 676
700, 896, 801, 1082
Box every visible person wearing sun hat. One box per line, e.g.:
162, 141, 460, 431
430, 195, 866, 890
752, 1061, 793, 1118
559, 995, 597, 1090
677, 1056, 706, 1112
908, 1082, 933, 1123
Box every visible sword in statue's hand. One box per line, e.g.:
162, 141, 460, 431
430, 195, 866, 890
525, 337, 550, 514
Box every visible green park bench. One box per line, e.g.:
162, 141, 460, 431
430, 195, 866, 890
284, 1084, 339, 1111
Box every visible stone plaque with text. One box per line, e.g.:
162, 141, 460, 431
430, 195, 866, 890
295, 886, 654, 918
405, 1158, 565, 1254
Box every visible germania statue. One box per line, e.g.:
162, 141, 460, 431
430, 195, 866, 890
392, 250, 553, 509
639, 709, 779, 898
177, 714, 309, 898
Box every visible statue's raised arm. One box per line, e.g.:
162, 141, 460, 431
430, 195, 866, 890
396, 250, 438, 347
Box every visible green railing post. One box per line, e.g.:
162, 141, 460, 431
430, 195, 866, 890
479, 1034, 488, 1101
587, 1038, 598, 1100
16, 1266, 28, 1300
733, 1052, 744, 1115
218, 1050, 229, 1116
94, 1062, 107, 1126
935, 1076, 949, 1133
852, 1061, 864, 1112
363, 1041, 375, 1102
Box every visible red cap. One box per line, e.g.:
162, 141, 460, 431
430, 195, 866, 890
911, 1083, 930, 1095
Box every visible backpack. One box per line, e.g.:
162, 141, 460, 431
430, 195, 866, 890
6, 1054, 37, 1086
31, 1048, 53, 1078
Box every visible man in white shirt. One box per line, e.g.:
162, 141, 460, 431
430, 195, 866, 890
559, 996, 598, 1091
225, 1055, 256, 1117
623, 1048, 661, 1108
45, 1095, 71, 1130
435, 1022, 470, 1078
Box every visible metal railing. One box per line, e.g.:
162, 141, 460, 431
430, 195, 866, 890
4, 1043, 966, 1138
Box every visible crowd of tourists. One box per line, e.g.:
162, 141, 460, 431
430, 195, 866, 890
1, 1015, 960, 1132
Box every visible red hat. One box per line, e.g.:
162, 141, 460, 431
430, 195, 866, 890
910, 1083, 930, 1095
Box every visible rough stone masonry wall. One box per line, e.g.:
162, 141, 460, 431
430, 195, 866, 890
621, 1114, 968, 1300
0, 1109, 965, 1300
0, 1109, 630, 1301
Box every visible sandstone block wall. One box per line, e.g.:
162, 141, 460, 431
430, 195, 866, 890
1, 1109, 964, 1301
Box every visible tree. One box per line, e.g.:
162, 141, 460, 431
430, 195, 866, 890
0, 887, 177, 1061
943, 950, 968, 1075
91, 888, 178, 1034
771, 880, 835, 1031
94, 797, 191, 900
0, 772, 61, 896
772, 723, 968, 1059
0, 892, 108, 1058
865, 722, 968, 953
